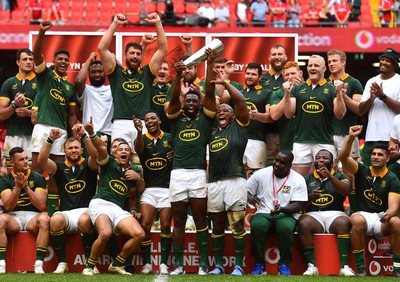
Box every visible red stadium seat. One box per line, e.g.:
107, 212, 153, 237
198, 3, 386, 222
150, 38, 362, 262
85, 10, 98, 22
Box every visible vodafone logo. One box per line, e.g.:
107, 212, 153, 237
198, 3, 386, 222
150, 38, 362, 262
265, 247, 280, 264
244, 212, 253, 227
369, 260, 381, 276
368, 238, 377, 254
44, 246, 55, 262
355, 31, 374, 49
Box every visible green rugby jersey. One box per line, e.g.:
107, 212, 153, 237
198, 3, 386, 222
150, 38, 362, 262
138, 131, 172, 188
0, 169, 46, 212
33, 67, 77, 130
329, 74, 363, 135
209, 119, 248, 183
0, 73, 36, 136
170, 110, 215, 170
151, 82, 171, 133
305, 170, 350, 212
354, 162, 400, 213
269, 87, 296, 150
291, 79, 336, 144
241, 85, 271, 141
108, 64, 155, 120
93, 156, 136, 208
52, 158, 97, 211
260, 69, 285, 92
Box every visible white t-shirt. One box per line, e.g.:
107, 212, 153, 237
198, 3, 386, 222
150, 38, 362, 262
197, 6, 215, 20
77, 84, 113, 135
390, 114, 400, 164
236, 2, 248, 21
361, 73, 400, 142
246, 167, 308, 218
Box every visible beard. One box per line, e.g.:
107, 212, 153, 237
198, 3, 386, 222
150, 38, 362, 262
90, 77, 105, 87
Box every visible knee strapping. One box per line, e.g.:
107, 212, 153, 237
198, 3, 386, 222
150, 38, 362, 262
228, 210, 246, 234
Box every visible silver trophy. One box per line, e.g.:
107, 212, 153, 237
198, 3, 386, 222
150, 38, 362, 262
183, 39, 224, 68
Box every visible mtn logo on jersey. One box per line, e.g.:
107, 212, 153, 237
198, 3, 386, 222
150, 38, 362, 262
145, 157, 168, 170
24, 97, 34, 109
65, 180, 86, 194
210, 138, 228, 152
302, 101, 323, 113
122, 80, 144, 93
153, 94, 166, 106
50, 88, 66, 105
109, 180, 129, 196
364, 188, 383, 205
312, 194, 334, 206
179, 129, 200, 142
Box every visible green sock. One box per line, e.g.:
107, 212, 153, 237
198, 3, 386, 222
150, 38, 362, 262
160, 233, 172, 264
86, 257, 97, 269
337, 234, 351, 268
106, 234, 120, 260
47, 193, 59, 216
113, 255, 127, 267
36, 246, 48, 261
81, 232, 97, 259
50, 229, 66, 262
196, 226, 209, 267
141, 238, 152, 264
353, 249, 365, 270
211, 233, 225, 266
303, 245, 316, 265
173, 245, 184, 267
0, 246, 6, 260
233, 231, 246, 268
394, 254, 400, 271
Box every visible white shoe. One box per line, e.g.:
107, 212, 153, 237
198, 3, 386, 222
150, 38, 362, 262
141, 263, 153, 274
34, 260, 45, 274
303, 263, 319, 276
93, 266, 100, 274
108, 264, 132, 275
53, 262, 69, 274
0, 260, 5, 274
198, 266, 208, 275
82, 268, 95, 276
159, 263, 169, 275
170, 266, 185, 275
340, 265, 355, 276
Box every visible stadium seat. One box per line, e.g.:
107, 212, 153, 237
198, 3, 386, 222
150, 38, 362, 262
114, 1, 127, 15
85, 10, 98, 23
185, 3, 198, 15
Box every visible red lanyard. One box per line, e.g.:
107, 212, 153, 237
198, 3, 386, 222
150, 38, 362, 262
272, 171, 290, 198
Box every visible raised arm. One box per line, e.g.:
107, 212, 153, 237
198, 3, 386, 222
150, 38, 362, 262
203, 48, 217, 112
146, 13, 168, 75
33, 21, 52, 67
283, 84, 296, 119
84, 120, 108, 165
98, 14, 126, 73
180, 34, 193, 56
338, 125, 362, 174
133, 115, 144, 154
167, 61, 185, 116
74, 52, 97, 97
38, 128, 63, 175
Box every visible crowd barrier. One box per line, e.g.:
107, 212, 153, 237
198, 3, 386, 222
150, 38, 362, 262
4, 231, 393, 275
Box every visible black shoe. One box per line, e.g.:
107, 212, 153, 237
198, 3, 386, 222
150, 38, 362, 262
356, 268, 366, 276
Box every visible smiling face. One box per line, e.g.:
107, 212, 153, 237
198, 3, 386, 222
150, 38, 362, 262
283, 66, 301, 83
116, 143, 132, 167
307, 56, 326, 84
183, 93, 200, 118
379, 57, 397, 74
216, 104, 234, 129
155, 62, 170, 85
314, 150, 333, 171
53, 53, 69, 76
144, 112, 161, 135
371, 148, 389, 169
125, 46, 143, 71
269, 46, 287, 73
64, 139, 83, 163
